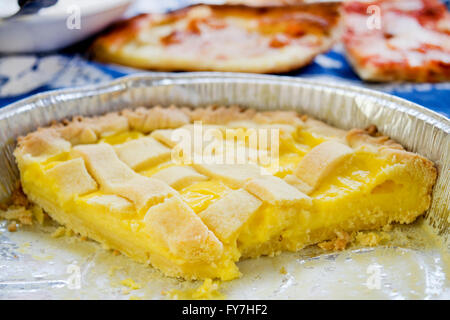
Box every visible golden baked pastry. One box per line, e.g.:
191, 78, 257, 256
91, 3, 342, 73
14, 105, 437, 280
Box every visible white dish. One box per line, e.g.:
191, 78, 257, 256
0, 0, 133, 53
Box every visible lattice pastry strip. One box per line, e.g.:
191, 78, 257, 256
199, 189, 262, 243
114, 137, 171, 171
151, 166, 208, 190
46, 158, 98, 199
144, 196, 224, 262
73, 143, 176, 211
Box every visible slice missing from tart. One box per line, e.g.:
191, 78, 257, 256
13, 105, 437, 280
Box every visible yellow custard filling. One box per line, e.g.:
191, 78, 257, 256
180, 180, 231, 214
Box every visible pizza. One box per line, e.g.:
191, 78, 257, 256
343, 0, 450, 82
91, 3, 342, 73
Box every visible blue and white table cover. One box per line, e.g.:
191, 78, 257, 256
0, 0, 448, 117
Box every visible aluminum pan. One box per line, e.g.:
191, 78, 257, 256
0, 73, 448, 299
1, 72, 448, 236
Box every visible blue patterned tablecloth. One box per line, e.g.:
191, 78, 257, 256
0, 0, 449, 118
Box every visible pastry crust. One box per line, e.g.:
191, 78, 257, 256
343, 0, 450, 82
199, 189, 262, 243
91, 3, 342, 73
143, 196, 224, 263
244, 175, 312, 205
294, 140, 354, 191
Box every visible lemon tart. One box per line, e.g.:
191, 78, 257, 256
13, 105, 437, 280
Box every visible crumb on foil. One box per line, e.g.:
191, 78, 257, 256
1, 206, 33, 225
121, 278, 142, 290
121, 278, 142, 295
0, 183, 49, 230
165, 279, 224, 300
356, 231, 390, 247
318, 230, 352, 251
7, 221, 17, 232
318, 229, 392, 251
